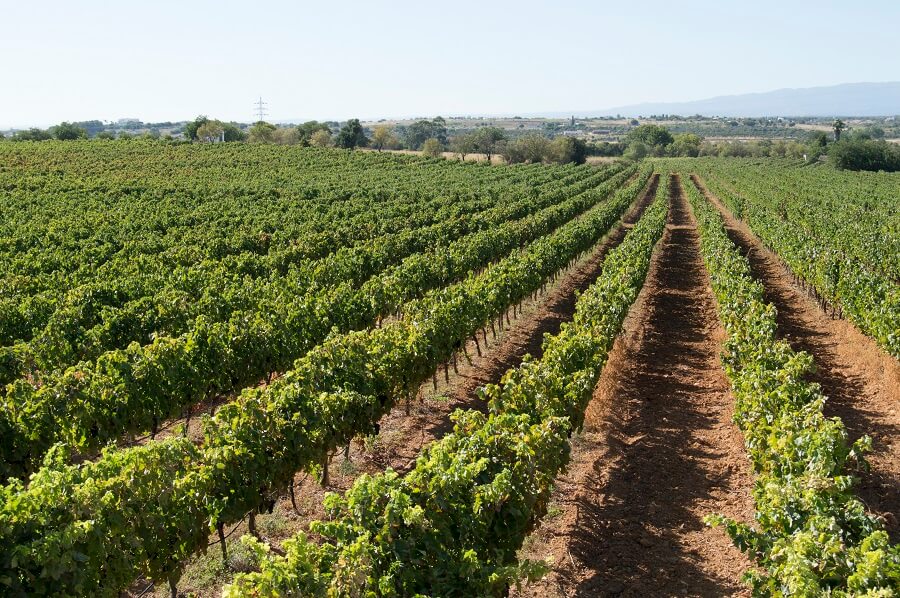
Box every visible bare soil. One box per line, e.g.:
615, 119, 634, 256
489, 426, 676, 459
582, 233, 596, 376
692, 174, 900, 540
514, 175, 756, 598
136, 176, 662, 597
277, 175, 662, 532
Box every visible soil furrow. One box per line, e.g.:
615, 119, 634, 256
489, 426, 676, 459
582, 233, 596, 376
285, 175, 662, 515
514, 175, 754, 598
137, 177, 662, 597
126, 173, 647, 453
692, 174, 900, 540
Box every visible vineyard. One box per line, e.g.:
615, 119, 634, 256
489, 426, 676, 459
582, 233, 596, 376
0, 143, 897, 597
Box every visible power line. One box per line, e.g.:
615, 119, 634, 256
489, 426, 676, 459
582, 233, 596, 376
253, 96, 268, 122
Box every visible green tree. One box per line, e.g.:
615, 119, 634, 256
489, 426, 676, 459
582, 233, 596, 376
623, 141, 648, 161
248, 121, 277, 143
670, 133, 702, 157
399, 118, 448, 149
421, 137, 444, 158
829, 139, 900, 172
450, 132, 477, 161
589, 141, 626, 157
770, 140, 788, 158
785, 141, 806, 159
856, 126, 885, 140
222, 122, 246, 142
13, 128, 52, 141
183, 115, 209, 141
73, 120, 106, 137
371, 125, 397, 151
626, 124, 673, 149
197, 121, 226, 143
548, 136, 588, 164
808, 131, 829, 147
721, 141, 750, 157
502, 133, 550, 164
473, 127, 506, 163
309, 129, 332, 147
50, 122, 88, 140
274, 127, 300, 145
806, 131, 829, 162
698, 141, 721, 157
335, 119, 368, 149
833, 119, 846, 142
296, 121, 331, 146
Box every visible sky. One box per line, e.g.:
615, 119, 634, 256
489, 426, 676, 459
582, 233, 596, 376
1, 0, 898, 127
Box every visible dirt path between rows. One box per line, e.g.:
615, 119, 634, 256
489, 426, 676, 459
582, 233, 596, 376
125, 172, 646, 454
692, 174, 900, 540
514, 175, 755, 598
135, 177, 661, 597
282, 175, 662, 520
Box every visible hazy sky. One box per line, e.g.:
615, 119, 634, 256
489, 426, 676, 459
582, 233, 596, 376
2, 0, 898, 127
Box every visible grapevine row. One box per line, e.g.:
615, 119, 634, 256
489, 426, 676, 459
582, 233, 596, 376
0, 166, 636, 477
681, 174, 900, 594
0, 146, 577, 346
0, 169, 653, 596
0, 144, 554, 287
0, 163, 609, 369
665, 158, 899, 357
223, 173, 670, 598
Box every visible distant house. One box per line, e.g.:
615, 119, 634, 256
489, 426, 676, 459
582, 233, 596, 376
561, 130, 580, 137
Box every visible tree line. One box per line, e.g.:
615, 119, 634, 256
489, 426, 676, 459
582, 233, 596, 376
616, 122, 900, 171
3, 116, 597, 165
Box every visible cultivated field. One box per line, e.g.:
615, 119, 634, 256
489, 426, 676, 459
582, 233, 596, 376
0, 143, 897, 597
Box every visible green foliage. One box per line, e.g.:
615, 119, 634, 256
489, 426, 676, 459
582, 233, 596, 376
626, 124, 674, 149
335, 118, 368, 149
502, 133, 551, 164
183, 115, 209, 140
670, 133, 701, 157
805, 130, 829, 162
12, 128, 52, 141
588, 140, 625, 157
850, 126, 886, 141
196, 120, 225, 143
369, 125, 396, 151
833, 118, 847, 141
295, 121, 331, 146
222, 122, 246, 142
547, 136, 588, 165
0, 148, 633, 477
421, 137, 443, 158
0, 144, 646, 595
472, 127, 506, 162
681, 174, 900, 594
49, 122, 88, 140
226, 174, 668, 597
72, 120, 106, 137
828, 138, 900, 172
398, 117, 448, 149
247, 121, 277, 144
309, 129, 332, 147
450, 131, 477, 159
624, 140, 648, 161
672, 158, 899, 357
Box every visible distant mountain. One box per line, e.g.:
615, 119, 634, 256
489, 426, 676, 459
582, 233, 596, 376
579, 82, 900, 118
